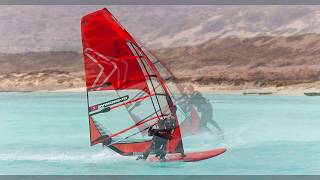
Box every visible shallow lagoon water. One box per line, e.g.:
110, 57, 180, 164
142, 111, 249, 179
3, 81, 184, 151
0, 92, 320, 174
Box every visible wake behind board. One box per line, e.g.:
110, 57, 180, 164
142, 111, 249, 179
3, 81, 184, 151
148, 147, 226, 162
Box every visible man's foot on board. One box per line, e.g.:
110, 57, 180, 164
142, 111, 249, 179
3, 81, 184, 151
180, 153, 186, 157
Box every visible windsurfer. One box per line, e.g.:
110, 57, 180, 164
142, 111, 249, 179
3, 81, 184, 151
184, 85, 223, 134
136, 114, 176, 161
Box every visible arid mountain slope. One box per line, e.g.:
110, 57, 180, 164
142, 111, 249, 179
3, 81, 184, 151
0, 52, 82, 73
0, 34, 319, 91
155, 34, 320, 86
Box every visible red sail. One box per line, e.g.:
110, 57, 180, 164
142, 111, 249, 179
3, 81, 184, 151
81, 9, 149, 92
81, 8, 184, 155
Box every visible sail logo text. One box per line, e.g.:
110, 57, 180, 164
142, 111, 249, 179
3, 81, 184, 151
89, 95, 129, 112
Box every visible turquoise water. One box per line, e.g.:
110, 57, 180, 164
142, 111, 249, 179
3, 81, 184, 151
0, 92, 320, 175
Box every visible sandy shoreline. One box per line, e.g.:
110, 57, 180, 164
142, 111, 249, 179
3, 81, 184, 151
1, 79, 318, 96
47, 82, 320, 96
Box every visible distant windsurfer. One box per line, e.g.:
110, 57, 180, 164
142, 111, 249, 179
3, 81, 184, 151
137, 114, 184, 161
184, 85, 223, 134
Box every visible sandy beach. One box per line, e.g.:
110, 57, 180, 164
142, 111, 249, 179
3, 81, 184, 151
1, 71, 318, 96
49, 81, 320, 96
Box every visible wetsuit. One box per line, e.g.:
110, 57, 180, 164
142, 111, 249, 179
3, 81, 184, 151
177, 94, 192, 114
189, 91, 222, 132
139, 117, 175, 161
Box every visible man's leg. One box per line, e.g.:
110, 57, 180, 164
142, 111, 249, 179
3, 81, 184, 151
153, 136, 163, 157
205, 105, 223, 133
158, 139, 168, 161
208, 119, 222, 132
199, 108, 213, 131
142, 146, 151, 159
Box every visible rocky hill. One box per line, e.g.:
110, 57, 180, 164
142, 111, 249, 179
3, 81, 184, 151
156, 34, 320, 87
0, 34, 320, 91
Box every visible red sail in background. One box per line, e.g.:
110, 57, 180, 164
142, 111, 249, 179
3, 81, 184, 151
81, 8, 184, 155
138, 42, 203, 135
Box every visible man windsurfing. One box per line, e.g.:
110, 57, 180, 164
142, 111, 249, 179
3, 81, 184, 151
137, 114, 183, 161
184, 85, 223, 134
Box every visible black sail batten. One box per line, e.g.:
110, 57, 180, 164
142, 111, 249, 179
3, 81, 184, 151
126, 41, 185, 153
127, 41, 166, 121
138, 56, 166, 119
